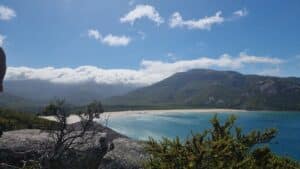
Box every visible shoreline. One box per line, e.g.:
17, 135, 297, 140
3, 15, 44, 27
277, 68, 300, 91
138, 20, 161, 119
40, 108, 300, 124
40, 108, 246, 124
103, 108, 246, 117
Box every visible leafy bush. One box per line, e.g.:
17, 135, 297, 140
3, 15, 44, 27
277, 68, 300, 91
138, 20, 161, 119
145, 115, 300, 169
0, 108, 56, 131
39, 100, 107, 169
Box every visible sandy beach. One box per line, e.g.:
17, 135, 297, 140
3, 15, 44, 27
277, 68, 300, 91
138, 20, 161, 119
40, 108, 246, 124
103, 108, 246, 117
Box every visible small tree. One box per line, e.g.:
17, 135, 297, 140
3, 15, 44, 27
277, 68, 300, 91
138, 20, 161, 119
145, 115, 300, 169
40, 99, 106, 169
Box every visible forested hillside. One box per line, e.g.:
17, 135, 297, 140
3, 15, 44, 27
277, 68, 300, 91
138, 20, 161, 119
106, 69, 300, 110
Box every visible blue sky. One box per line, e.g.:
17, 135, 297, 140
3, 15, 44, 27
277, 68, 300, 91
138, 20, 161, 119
1, 0, 300, 85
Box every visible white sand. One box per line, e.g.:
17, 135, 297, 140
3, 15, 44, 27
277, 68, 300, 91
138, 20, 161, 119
40, 115, 83, 124
40, 109, 246, 124
103, 108, 246, 117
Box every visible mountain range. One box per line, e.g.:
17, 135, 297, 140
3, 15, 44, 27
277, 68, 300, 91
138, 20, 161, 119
1, 69, 300, 111
105, 69, 300, 110
0, 80, 137, 110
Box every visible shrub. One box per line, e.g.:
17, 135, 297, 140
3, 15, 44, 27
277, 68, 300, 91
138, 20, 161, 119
0, 108, 56, 131
40, 99, 107, 169
145, 115, 300, 169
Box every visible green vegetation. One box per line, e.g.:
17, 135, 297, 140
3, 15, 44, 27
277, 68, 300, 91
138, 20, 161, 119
106, 69, 300, 110
3, 69, 300, 112
1, 102, 300, 168
145, 115, 300, 169
0, 100, 107, 169
39, 100, 106, 169
0, 108, 56, 132
0, 92, 40, 112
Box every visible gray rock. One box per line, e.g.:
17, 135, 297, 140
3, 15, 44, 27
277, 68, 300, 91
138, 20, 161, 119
0, 130, 48, 167
0, 129, 107, 151
0, 129, 108, 168
0, 129, 148, 169
0, 163, 20, 169
99, 138, 149, 169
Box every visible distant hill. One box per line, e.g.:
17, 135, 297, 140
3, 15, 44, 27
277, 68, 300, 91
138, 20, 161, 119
0, 92, 38, 112
2, 80, 138, 109
105, 69, 300, 110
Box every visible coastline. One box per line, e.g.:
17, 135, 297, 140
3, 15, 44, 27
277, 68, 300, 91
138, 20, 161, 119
103, 108, 246, 117
40, 108, 246, 124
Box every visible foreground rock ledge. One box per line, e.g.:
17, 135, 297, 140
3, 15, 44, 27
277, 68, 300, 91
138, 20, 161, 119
99, 138, 148, 169
0, 129, 148, 169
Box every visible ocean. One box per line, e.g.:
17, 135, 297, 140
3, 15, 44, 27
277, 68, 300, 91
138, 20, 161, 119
104, 111, 300, 160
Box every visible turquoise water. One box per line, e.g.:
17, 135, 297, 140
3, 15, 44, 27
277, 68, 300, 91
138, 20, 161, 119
104, 111, 300, 160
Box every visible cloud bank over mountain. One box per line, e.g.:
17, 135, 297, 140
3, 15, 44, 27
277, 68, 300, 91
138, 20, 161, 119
6, 53, 282, 86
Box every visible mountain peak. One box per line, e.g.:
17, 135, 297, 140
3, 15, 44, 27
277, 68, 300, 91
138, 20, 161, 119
106, 69, 300, 110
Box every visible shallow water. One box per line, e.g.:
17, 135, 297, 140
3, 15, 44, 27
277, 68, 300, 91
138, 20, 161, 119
103, 111, 300, 160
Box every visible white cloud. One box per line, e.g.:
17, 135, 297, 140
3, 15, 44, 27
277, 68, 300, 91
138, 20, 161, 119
0, 34, 5, 46
102, 34, 131, 46
259, 67, 281, 76
170, 9, 248, 30
6, 53, 282, 86
0, 5, 16, 21
88, 29, 102, 40
238, 52, 282, 65
6, 66, 145, 85
233, 8, 248, 17
169, 11, 224, 30
87, 29, 131, 47
120, 4, 164, 25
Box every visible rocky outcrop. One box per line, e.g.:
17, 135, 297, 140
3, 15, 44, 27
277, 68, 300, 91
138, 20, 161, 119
99, 138, 149, 169
0, 163, 20, 169
0, 130, 48, 167
0, 129, 108, 168
0, 127, 148, 169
